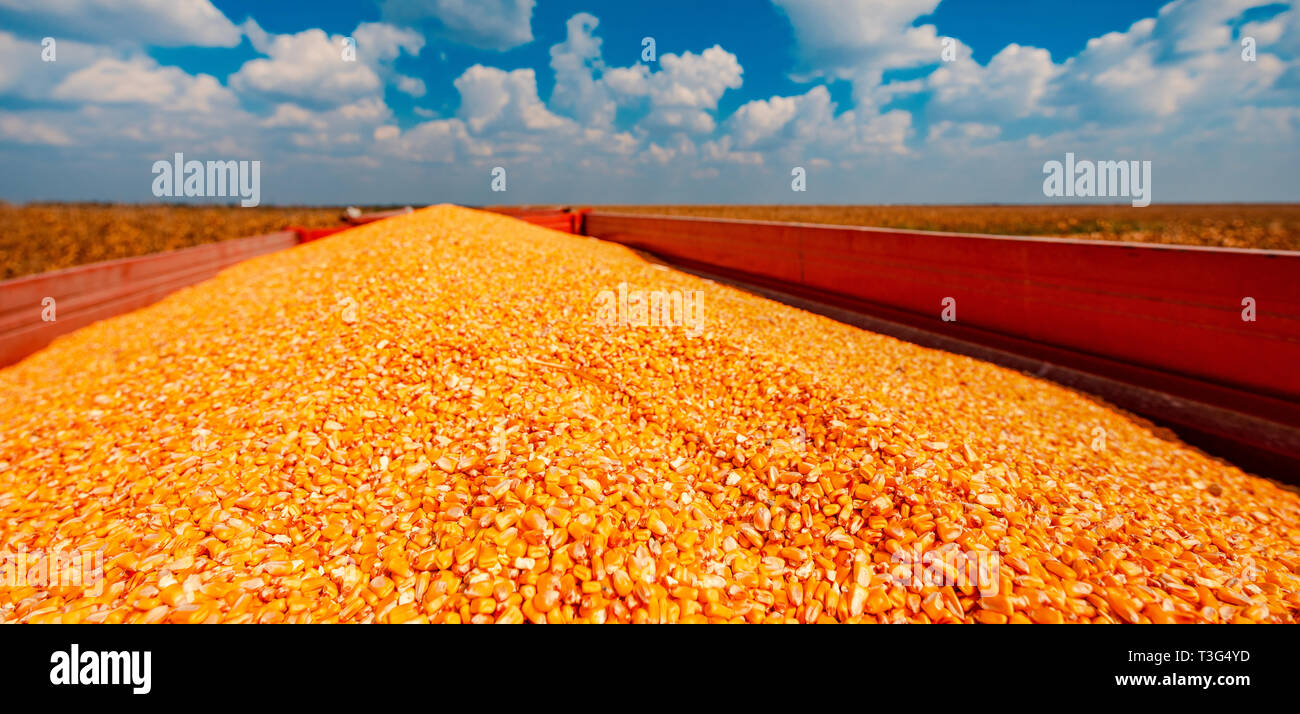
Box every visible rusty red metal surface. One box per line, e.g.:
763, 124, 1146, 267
288, 225, 350, 243
484, 207, 581, 233
291, 207, 414, 243
585, 213, 1300, 400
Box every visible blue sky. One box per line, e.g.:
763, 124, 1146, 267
0, 0, 1296, 205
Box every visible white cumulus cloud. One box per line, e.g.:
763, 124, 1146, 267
0, 0, 241, 47
52, 56, 235, 112
0, 111, 73, 146
455, 65, 573, 135
230, 22, 423, 108
379, 0, 534, 51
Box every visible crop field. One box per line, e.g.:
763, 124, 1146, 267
595, 204, 1300, 251
3, 203, 1297, 283
0, 204, 345, 281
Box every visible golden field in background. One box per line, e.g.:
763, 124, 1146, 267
3, 203, 1298, 281
0, 204, 343, 281
596, 204, 1300, 251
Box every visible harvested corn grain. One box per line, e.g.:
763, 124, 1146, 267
1, 204, 1298, 623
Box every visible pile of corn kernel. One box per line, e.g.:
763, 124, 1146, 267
1, 205, 1297, 623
